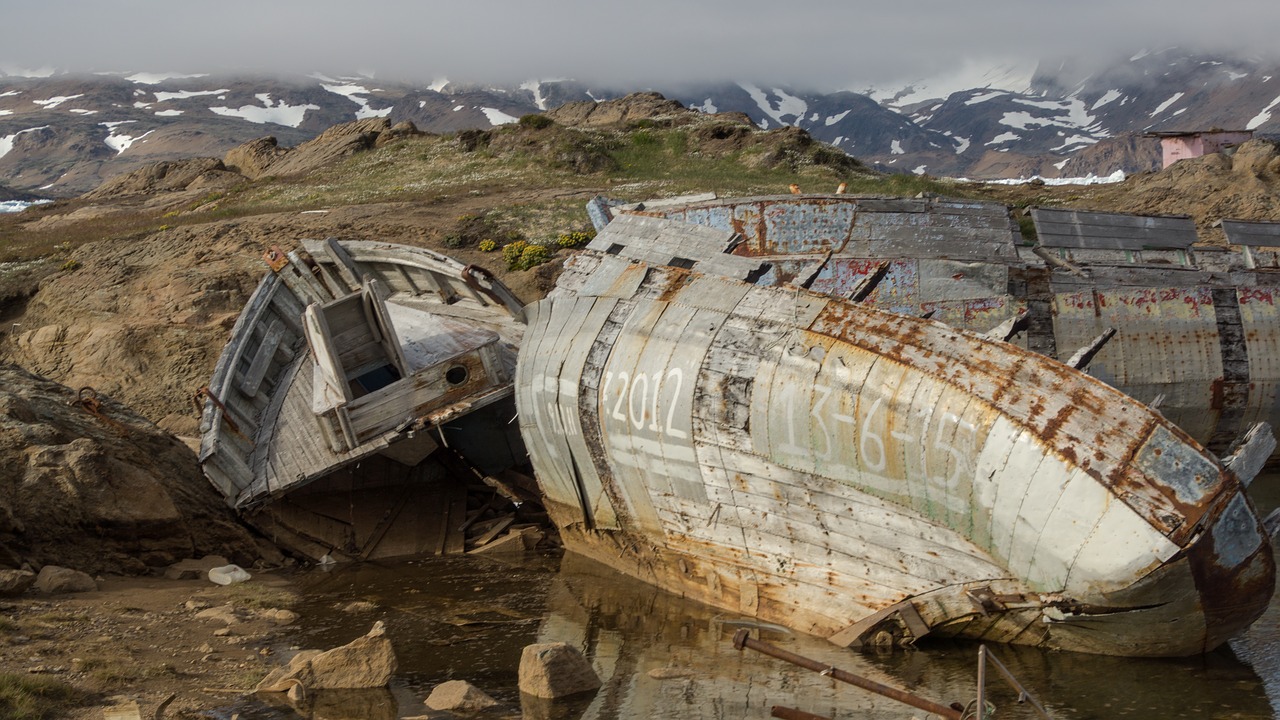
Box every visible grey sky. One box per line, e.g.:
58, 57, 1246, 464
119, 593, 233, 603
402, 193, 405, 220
6, 0, 1280, 90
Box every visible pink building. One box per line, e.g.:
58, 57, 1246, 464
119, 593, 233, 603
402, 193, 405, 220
1147, 130, 1254, 168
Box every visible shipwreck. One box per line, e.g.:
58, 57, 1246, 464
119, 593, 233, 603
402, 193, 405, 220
587, 193, 1280, 460
199, 194, 1278, 659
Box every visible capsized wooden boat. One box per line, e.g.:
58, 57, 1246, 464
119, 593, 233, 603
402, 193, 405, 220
198, 238, 533, 560
588, 193, 1280, 460
516, 212, 1277, 657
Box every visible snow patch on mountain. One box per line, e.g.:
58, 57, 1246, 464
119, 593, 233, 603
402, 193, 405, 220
99, 120, 151, 154
33, 95, 83, 109
321, 84, 390, 120
966, 91, 1007, 105
1248, 94, 1280, 130
0, 126, 49, 159
862, 60, 1034, 110
154, 89, 227, 102
1150, 92, 1184, 117
210, 94, 319, 127
739, 83, 806, 126
481, 108, 519, 125
1090, 90, 1122, 110
521, 81, 548, 111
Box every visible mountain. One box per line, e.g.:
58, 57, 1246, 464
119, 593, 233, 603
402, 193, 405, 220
3, 49, 1280, 195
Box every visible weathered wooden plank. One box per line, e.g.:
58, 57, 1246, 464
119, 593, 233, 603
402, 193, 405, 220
1032, 208, 1197, 250
239, 320, 287, 397
1222, 219, 1280, 247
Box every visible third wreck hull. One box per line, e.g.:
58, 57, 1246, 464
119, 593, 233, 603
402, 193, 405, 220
517, 250, 1274, 657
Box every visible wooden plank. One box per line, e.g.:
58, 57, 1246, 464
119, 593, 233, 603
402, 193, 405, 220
1222, 219, 1280, 247
1032, 208, 1197, 249
239, 319, 286, 397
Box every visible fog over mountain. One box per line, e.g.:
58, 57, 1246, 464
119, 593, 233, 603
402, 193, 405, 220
6, 0, 1280, 89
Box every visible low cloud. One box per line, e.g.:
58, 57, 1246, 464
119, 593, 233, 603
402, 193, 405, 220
7, 0, 1280, 90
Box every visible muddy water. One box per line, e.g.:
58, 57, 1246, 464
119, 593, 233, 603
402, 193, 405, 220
235, 478, 1280, 720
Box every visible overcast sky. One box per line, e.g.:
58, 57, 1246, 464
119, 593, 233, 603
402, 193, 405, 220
5, 0, 1280, 90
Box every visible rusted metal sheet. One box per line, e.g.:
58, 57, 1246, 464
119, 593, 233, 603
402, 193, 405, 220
1052, 286, 1223, 443
615, 194, 1280, 463
520, 247, 1275, 657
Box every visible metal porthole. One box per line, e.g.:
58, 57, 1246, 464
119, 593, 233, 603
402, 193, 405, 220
445, 365, 469, 386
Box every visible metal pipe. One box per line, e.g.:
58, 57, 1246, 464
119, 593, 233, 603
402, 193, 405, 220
981, 645, 1053, 720
733, 629, 963, 720
976, 645, 987, 719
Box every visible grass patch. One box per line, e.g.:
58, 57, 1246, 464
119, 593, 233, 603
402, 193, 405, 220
0, 114, 997, 268
0, 673, 91, 720
209, 582, 298, 610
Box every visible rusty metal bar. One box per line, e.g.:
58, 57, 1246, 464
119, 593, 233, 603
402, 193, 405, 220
978, 645, 1053, 720
771, 706, 832, 720
733, 629, 963, 720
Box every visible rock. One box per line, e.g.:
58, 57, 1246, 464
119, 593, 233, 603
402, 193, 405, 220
518, 642, 601, 699
0, 542, 23, 569
256, 621, 396, 692
140, 551, 175, 568
546, 91, 687, 128
82, 157, 241, 201
165, 555, 230, 581
194, 603, 243, 624
224, 118, 390, 180
34, 565, 96, 594
254, 538, 287, 567
0, 568, 35, 597
340, 600, 378, 613
425, 679, 500, 712
207, 564, 251, 585
0, 367, 262, 577
259, 608, 299, 625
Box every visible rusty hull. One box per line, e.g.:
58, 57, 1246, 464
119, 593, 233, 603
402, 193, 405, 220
517, 249, 1275, 657
603, 194, 1280, 460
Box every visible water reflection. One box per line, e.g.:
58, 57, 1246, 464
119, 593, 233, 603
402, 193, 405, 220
276, 546, 1277, 720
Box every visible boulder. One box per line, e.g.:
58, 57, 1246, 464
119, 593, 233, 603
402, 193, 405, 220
425, 680, 500, 712
34, 565, 96, 594
518, 642, 601, 699
165, 555, 230, 580
194, 603, 244, 625
546, 91, 686, 128
0, 366, 261, 577
0, 568, 35, 597
256, 621, 396, 692
259, 608, 299, 625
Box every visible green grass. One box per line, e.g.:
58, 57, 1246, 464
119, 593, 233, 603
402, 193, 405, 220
0, 673, 91, 720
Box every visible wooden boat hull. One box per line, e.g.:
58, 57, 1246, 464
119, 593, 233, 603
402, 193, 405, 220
199, 239, 528, 561
516, 249, 1274, 657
